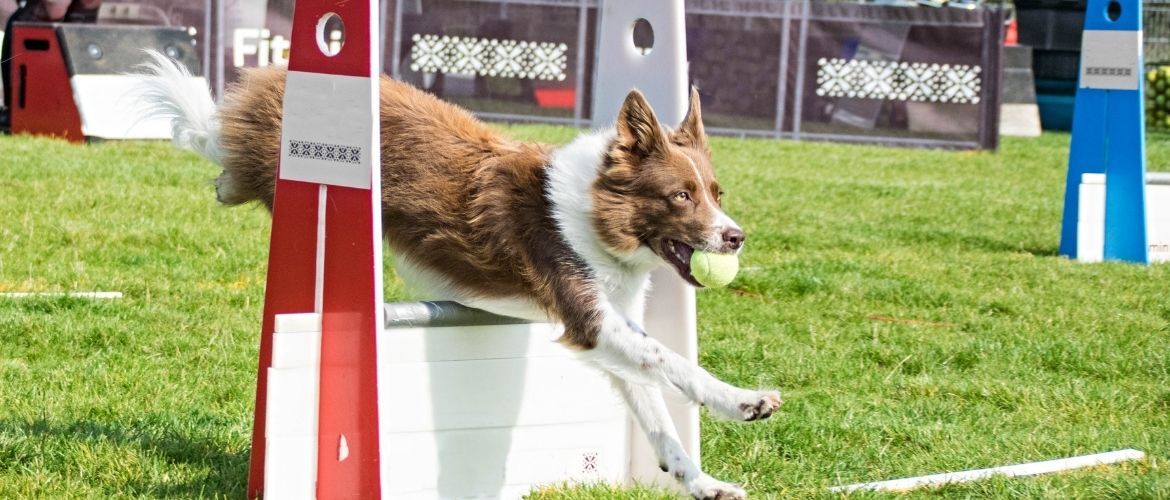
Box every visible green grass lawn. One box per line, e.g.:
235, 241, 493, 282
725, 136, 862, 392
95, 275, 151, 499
1, 129, 1168, 499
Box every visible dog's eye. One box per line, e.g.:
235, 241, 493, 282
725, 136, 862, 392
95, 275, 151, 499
673, 191, 691, 202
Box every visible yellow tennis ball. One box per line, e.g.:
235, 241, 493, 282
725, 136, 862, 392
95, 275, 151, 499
690, 251, 739, 288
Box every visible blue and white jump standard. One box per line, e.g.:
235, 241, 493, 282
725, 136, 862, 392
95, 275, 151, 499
1059, 0, 1150, 264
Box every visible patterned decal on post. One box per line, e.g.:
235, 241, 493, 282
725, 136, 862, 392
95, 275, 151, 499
582, 452, 599, 474
288, 140, 363, 165
816, 58, 983, 104
409, 34, 568, 81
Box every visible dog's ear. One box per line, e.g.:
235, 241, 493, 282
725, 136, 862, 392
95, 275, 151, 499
672, 86, 708, 151
616, 89, 667, 159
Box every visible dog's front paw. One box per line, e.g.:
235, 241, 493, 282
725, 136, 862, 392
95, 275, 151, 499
708, 388, 782, 422
688, 474, 747, 500
737, 389, 782, 421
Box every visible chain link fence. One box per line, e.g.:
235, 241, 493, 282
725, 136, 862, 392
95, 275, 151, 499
1148, 0, 1170, 66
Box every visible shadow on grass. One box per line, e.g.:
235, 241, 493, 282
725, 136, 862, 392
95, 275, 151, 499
0, 417, 248, 498
970, 237, 1059, 258
895, 229, 1059, 257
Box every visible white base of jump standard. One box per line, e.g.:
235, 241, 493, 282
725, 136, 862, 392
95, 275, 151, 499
1077, 172, 1170, 263
264, 302, 672, 499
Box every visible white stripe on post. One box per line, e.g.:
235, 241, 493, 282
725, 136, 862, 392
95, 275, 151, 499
830, 449, 1146, 493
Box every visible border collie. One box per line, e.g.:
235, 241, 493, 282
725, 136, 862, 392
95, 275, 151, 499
140, 52, 780, 499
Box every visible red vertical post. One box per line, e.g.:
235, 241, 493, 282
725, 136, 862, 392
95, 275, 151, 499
247, 0, 384, 497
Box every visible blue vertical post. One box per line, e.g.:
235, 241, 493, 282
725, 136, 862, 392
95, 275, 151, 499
1059, 0, 1148, 263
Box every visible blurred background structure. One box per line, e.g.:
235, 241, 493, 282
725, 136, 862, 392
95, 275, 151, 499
0, 0, 1167, 148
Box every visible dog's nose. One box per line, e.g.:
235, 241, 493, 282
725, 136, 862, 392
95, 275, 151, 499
722, 228, 745, 251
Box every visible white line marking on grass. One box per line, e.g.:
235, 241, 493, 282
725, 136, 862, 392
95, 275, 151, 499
0, 291, 123, 299
830, 449, 1146, 493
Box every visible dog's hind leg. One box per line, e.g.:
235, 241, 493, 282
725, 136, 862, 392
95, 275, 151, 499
214, 171, 248, 205
608, 374, 747, 500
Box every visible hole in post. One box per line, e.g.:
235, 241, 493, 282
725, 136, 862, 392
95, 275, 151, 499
316, 12, 345, 57
1106, 0, 1121, 21
632, 18, 654, 55
22, 39, 50, 51
18, 64, 27, 109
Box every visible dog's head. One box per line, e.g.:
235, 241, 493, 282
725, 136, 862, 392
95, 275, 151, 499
593, 88, 744, 287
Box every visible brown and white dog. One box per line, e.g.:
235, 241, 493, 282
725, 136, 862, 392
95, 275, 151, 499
140, 52, 781, 499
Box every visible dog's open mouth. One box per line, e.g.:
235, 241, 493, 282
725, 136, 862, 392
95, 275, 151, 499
662, 239, 703, 288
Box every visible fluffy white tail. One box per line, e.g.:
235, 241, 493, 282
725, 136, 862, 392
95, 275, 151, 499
136, 50, 222, 164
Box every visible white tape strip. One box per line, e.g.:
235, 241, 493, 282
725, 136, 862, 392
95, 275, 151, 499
0, 291, 123, 299
830, 449, 1146, 493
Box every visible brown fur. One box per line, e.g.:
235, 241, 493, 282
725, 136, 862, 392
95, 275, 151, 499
213, 68, 721, 349
216, 68, 604, 346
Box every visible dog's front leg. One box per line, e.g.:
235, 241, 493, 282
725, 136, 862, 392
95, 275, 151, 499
608, 373, 747, 500
515, 242, 776, 495
590, 310, 782, 424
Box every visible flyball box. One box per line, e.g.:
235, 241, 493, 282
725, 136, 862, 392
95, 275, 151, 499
10, 23, 202, 142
